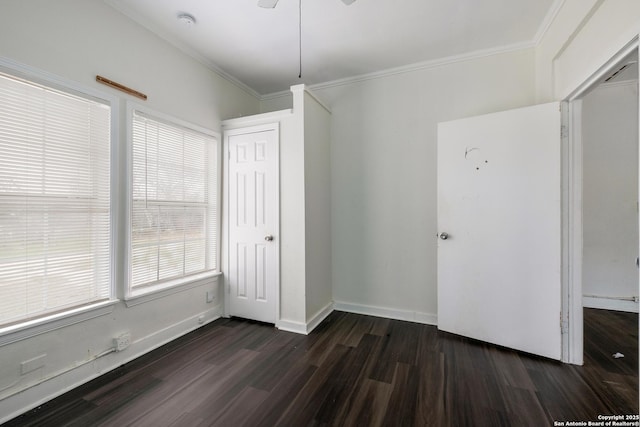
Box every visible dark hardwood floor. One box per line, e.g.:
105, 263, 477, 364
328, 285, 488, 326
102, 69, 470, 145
4, 308, 638, 427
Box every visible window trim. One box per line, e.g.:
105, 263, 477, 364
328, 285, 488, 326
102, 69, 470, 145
125, 102, 221, 300
0, 56, 119, 338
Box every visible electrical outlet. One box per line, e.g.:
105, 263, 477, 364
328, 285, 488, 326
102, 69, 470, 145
206, 290, 214, 303
113, 332, 131, 352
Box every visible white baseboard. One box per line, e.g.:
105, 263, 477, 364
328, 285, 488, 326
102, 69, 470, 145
306, 302, 334, 333
276, 302, 335, 335
0, 305, 223, 425
333, 301, 438, 326
583, 296, 639, 313
276, 319, 308, 334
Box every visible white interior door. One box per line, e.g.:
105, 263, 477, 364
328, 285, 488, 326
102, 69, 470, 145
227, 126, 278, 323
437, 102, 562, 360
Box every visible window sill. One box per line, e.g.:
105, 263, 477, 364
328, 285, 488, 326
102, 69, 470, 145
125, 271, 222, 307
0, 300, 118, 347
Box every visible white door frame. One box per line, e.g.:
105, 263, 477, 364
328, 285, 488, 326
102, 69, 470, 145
562, 36, 639, 365
222, 122, 281, 322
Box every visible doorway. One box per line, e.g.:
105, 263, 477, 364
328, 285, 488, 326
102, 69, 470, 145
564, 39, 640, 365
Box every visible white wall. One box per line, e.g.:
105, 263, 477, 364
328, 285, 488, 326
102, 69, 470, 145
302, 91, 333, 323
286, 49, 536, 322
582, 81, 639, 304
0, 0, 260, 422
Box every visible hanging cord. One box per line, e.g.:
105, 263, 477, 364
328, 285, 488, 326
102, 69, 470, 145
298, 0, 302, 78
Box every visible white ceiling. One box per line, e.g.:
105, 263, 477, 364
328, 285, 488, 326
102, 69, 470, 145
105, 0, 559, 96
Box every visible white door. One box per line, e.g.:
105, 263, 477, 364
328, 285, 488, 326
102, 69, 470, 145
226, 126, 278, 323
437, 102, 562, 360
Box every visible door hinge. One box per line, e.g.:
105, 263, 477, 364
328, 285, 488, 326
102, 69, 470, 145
560, 124, 568, 139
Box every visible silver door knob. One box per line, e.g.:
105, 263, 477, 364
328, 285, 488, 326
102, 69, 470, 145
438, 232, 449, 240
264, 235, 274, 242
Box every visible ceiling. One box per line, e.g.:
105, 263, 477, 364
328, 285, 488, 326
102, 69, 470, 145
105, 0, 559, 96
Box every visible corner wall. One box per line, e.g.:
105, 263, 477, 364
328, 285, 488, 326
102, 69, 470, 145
301, 90, 333, 325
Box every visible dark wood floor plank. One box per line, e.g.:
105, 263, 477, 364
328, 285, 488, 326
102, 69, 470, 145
339, 378, 392, 427
243, 363, 317, 427
208, 386, 270, 427
382, 362, 420, 426
3, 308, 638, 427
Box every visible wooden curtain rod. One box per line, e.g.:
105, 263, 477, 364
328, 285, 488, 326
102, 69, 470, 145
96, 75, 147, 100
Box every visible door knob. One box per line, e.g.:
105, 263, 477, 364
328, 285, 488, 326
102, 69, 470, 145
438, 232, 449, 240
264, 235, 274, 242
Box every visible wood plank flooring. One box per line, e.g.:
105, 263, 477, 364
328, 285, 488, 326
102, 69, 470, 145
4, 308, 638, 426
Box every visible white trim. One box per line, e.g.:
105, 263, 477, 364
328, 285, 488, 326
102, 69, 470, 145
562, 36, 639, 365
276, 319, 308, 335
261, 90, 292, 103
334, 301, 437, 326
125, 273, 221, 307
563, 99, 584, 365
291, 84, 332, 114
0, 57, 119, 106
305, 302, 335, 334
0, 301, 117, 347
533, 0, 566, 46
0, 305, 223, 425
103, 0, 261, 100
222, 109, 292, 129
583, 296, 639, 313
564, 37, 639, 101
222, 122, 281, 324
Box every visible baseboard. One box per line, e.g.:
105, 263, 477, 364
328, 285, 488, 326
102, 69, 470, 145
0, 305, 223, 425
583, 296, 639, 313
276, 302, 335, 335
306, 302, 334, 333
276, 319, 308, 335
333, 301, 438, 326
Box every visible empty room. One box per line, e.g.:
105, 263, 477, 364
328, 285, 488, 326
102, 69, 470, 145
0, 0, 638, 425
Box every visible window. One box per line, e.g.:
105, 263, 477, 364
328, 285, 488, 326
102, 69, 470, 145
0, 71, 112, 327
129, 108, 217, 295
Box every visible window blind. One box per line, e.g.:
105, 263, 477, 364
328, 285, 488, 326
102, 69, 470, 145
0, 72, 112, 326
130, 111, 216, 291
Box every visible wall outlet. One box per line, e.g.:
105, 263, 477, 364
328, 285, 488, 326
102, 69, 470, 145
113, 332, 131, 352
206, 290, 214, 303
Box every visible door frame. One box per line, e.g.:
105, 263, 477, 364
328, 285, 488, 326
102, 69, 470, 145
562, 36, 639, 365
222, 122, 281, 322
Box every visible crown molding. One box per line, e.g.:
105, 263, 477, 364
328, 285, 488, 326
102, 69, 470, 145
260, 41, 537, 100
104, 0, 261, 100
290, 41, 535, 95
533, 0, 566, 46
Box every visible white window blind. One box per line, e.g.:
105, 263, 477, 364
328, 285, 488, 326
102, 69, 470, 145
130, 110, 216, 292
0, 72, 112, 327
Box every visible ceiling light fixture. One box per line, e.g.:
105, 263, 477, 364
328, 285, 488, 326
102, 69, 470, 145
177, 13, 196, 27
